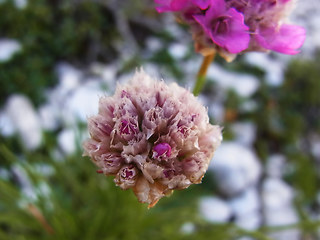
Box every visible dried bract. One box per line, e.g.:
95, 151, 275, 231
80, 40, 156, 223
83, 70, 222, 207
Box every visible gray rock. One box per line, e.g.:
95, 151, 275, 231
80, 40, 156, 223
168, 43, 188, 60
180, 222, 195, 234
265, 154, 287, 178
207, 64, 260, 98
208, 102, 225, 123
236, 210, 261, 231
262, 178, 294, 209
231, 122, 257, 146
228, 187, 261, 217
0, 39, 21, 62
5, 95, 42, 150
62, 79, 104, 124
245, 53, 285, 87
38, 104, 60, 131
0, 110, 15, 136
199, 196, 232, 223
145, 37, 163, 53
209, 142, 262, 197
57, 128, 76, 155
14, 0, 27, 9
90, 62, 117, 86
262, 178, 300, 240
55, 63, 82, 94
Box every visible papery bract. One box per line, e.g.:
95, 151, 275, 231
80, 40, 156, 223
83, 70, 222, 207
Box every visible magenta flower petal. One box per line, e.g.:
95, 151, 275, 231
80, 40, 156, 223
194, 0, 249, 53
155, 0, 209, 12
256, 24, 306, 55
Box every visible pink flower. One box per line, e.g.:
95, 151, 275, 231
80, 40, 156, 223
255, 24, 306, 55
155, 0, 210, 13
193, 0, 249, 53
154, 0, 306, 60
83, 70, 222, 207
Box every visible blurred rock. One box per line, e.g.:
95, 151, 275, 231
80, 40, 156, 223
58, 128, 76, 155
228, 187, 260, 217
262, 178, 294, 209
209, 102, 225, 123
55, 62, 82, 94
0, 39, 21, 62
265, 207, 300, 240
207, 64, 259, 98
5, 95, 42, 150
168, 43, 188, 60
209, 142, 262, 197
62, 79, 104, 124
180, 222, 195, 234
90, 62, 117, 86
0, 110, 15, 136
231, 122, 256, 146
38, 104, 60, 131
239, 100, 258, 113
266, 154, 286, 178
245, 53, 285, 86
309, 134, 320, 160
199, 196, 232, 223
262, 178, 300, 240
14, 0, 27, 9
236, 211, 261, 231
146, 37, 163, 53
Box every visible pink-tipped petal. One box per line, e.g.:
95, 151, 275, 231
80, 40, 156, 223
256, 24, 306, 54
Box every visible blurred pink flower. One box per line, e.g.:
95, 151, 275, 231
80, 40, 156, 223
154, 0, 306, 61
83, 70, 222, 207
193, 0, 250, 53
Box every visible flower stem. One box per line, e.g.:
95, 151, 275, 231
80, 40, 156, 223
193, 53, 215, 96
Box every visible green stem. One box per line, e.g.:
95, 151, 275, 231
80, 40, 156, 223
193, 53, 215, 96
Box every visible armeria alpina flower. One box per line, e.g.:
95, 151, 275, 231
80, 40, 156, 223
155, 0, 305, 61
83, 70, 222, 207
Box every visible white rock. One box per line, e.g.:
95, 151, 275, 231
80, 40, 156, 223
145, 37, 163, 53
58, 128, 76, 155
209, 142, 262, 196
90, 62, 117, 85
239, 100, 258, 113
199, 196, 232, 223
63, 79, 104, 124
265, 206, 298, 227
228, 187, 260, 217
56, 62, 82, 93
168, 43, 188, 60
0, 39, 21, 62
180, 222, 195, 234
245, 53, 285, 86
236, 210, 261, 231
262, 178, 294, 210
231, 122, 256, 146
265, 206, 300, 240
14, 0, 27, 9
5, 95, 42, 149
208, 102, 225, 123
0, 168, 10, 180
0, 110, 15, 136
266, 154, 287, 178
38, 104, 60, 130
263, 178, 300, 240
207, 64, 259, 98
309, 134, 320, 160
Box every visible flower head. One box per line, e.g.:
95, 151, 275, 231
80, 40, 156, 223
83, 70, 222, 207
154, 0, 305, 60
